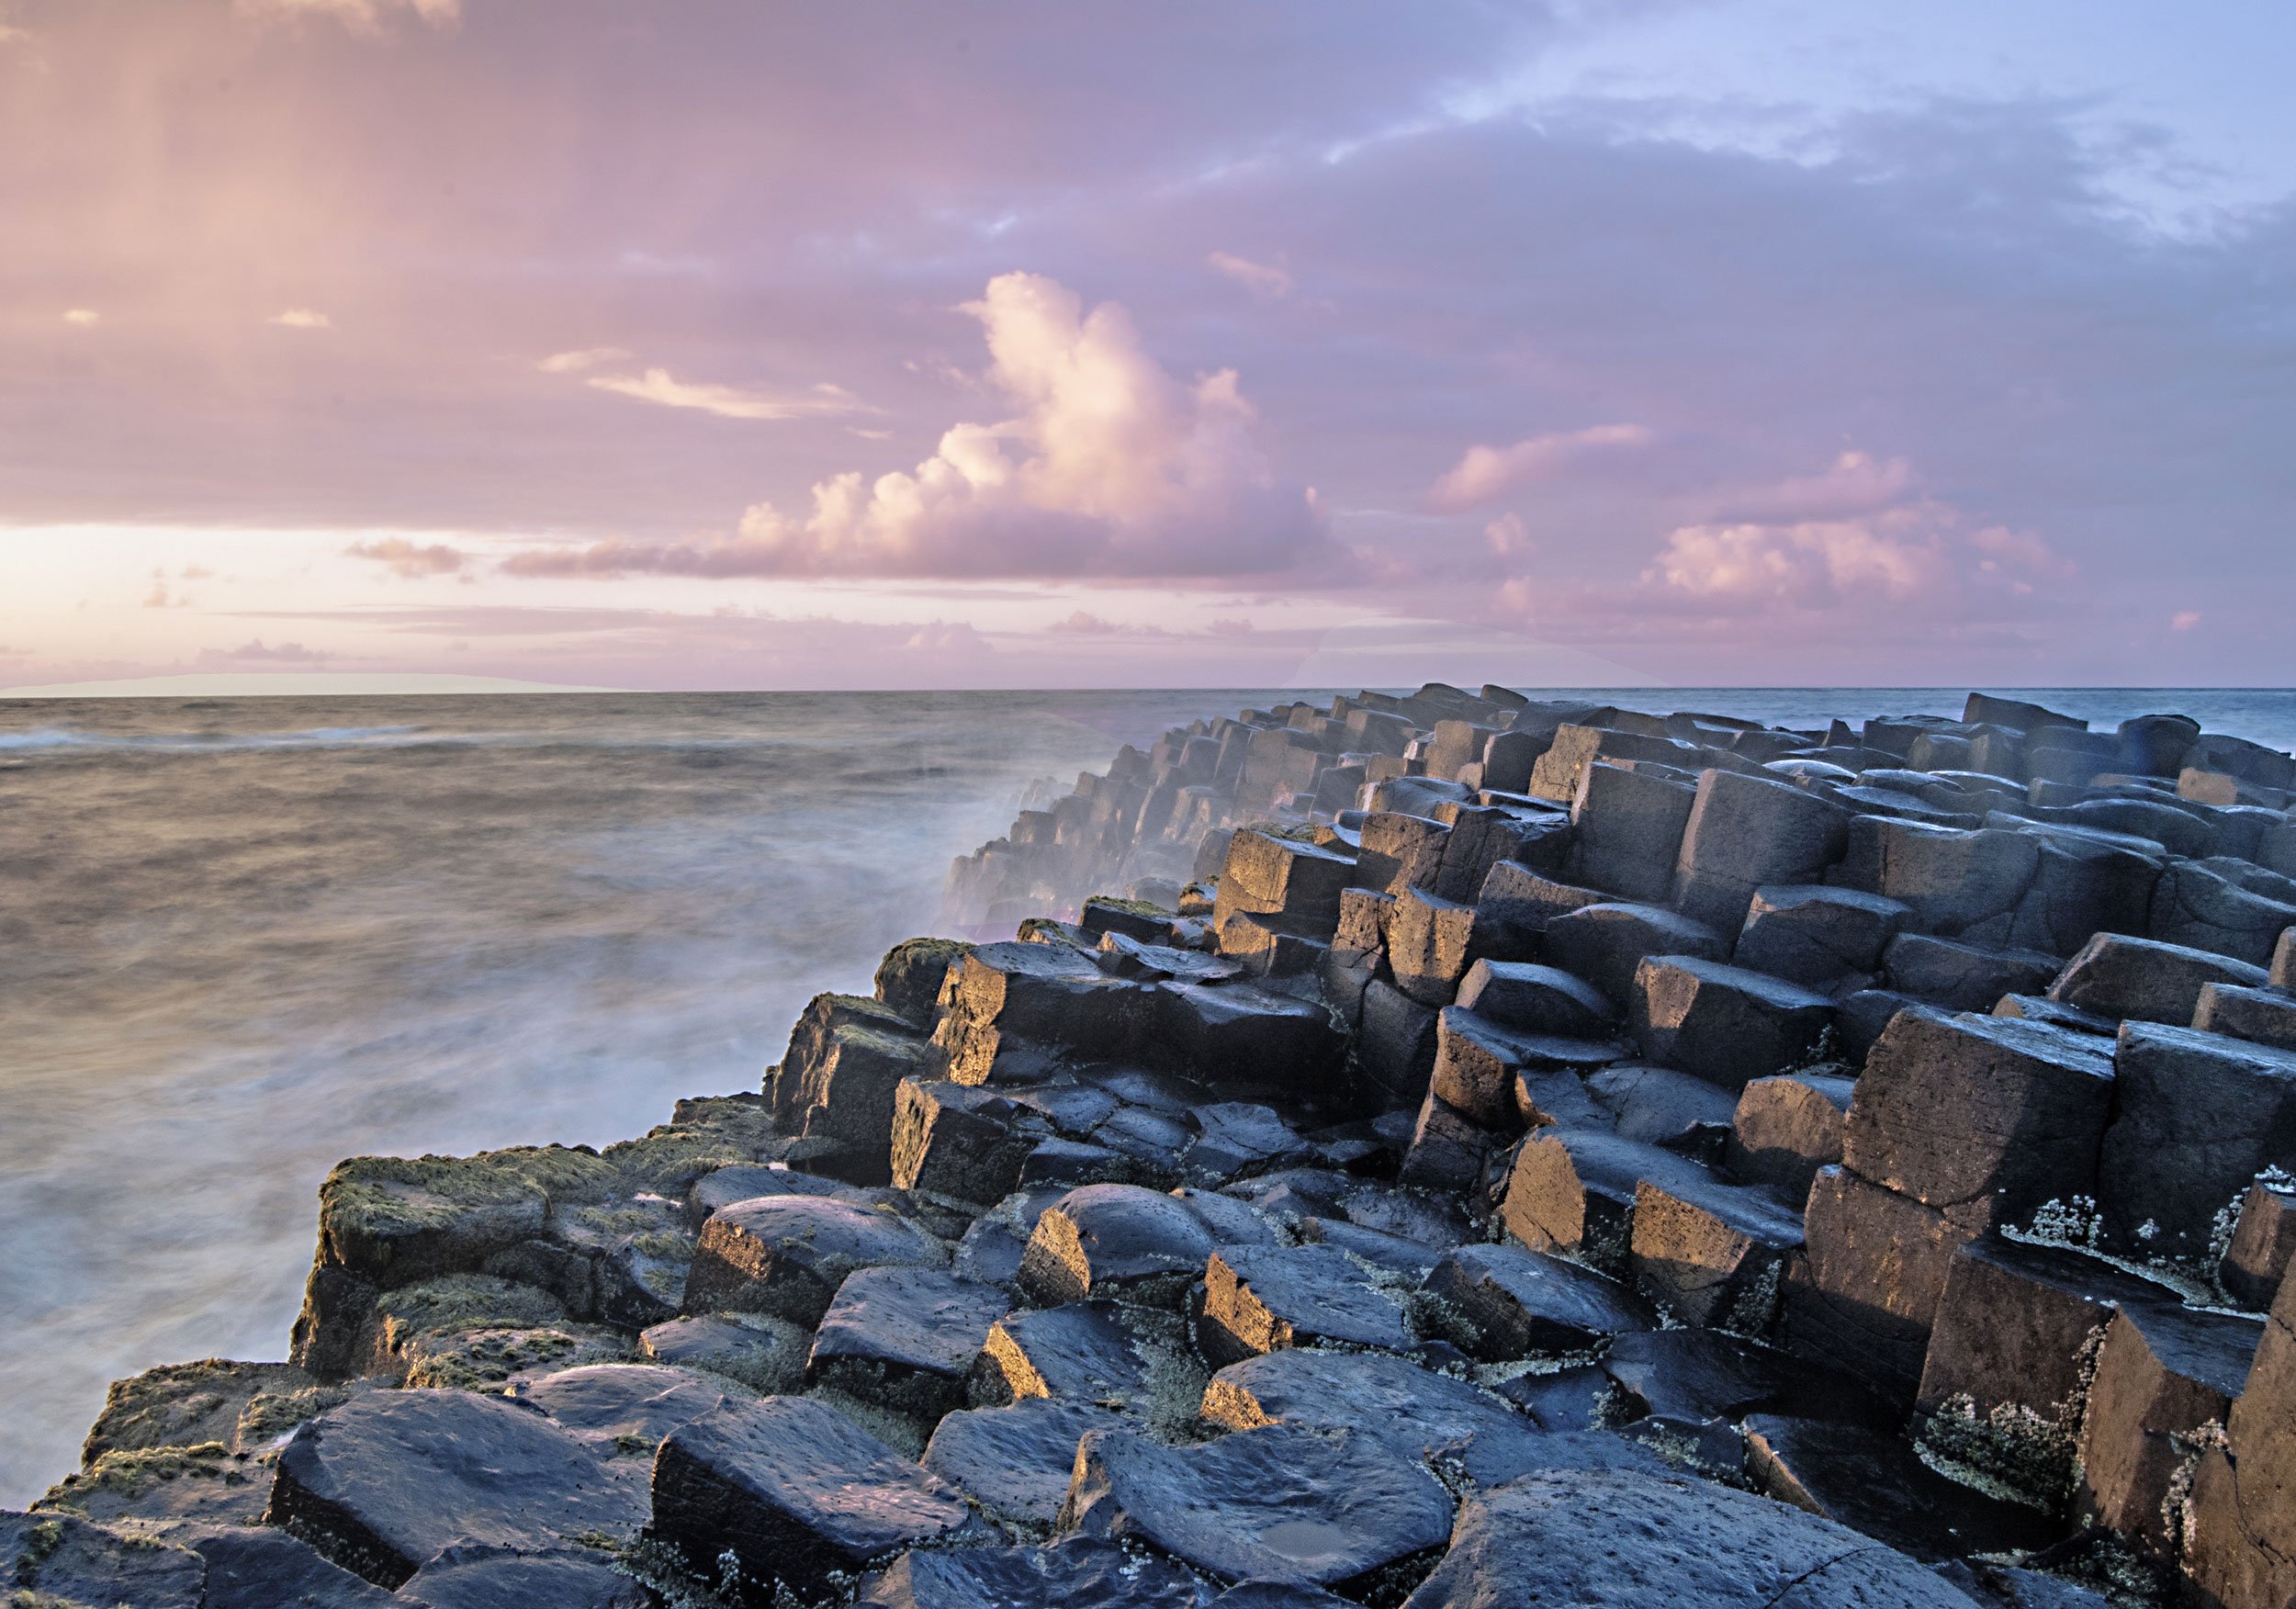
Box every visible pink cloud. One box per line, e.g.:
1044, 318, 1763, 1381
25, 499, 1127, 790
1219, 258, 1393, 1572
199, 637, 332, 663
344, 536, 467, 577
1207, 251, 1294, 300
1424, 423, 1654, 513
501, 274, 1325, 582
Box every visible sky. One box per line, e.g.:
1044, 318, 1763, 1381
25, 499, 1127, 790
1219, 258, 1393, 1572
2, 0, 2290, 691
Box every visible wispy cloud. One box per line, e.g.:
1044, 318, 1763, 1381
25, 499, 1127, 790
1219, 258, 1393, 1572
344, 536, 467, 578
1425, 424, 1654, 513
267, 309, 333, 330
536, 347, 631, 375
1207, 251, 1294, 300
583, 368, 869, 422
62, 309, 98, 327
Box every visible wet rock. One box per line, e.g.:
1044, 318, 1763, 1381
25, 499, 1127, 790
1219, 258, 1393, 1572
652, 1394, 978, 1603
638, 1313, 807, 1393
809, 1266, 1013, 1416
1399, 1467, 1982, 1609
1489, 1363, 1616, 1431
1586, 1063, 1739, 1151
683, 1195, 947, 1325
1843, 1008, 2115, 1221
268, 1389, 643, 1588
1932, 1559, 2110, 1609
400, 1543, 653, 1609
2196, 980, 2296, 1052
857, 1536, 1205, 1609
0, 1510, 206, 1609
1987, 994, 2119, 1036
687, 1162, 871, 1224
970, 1300, 1197, 1423
1060, 1423, 1453, 1591
1019, 1184, 1220, 1308
1424, 1242, 1653, 1358
1630, 955, 1834, 1089
1182, 1102, 1311, 1181
1626, 1165, 1805, 1331
1733, 883, 1910, 987
179, 1525, 400, 1609
1299, 1216, 1443, 1280
1472, 862, 1607, 953
1198, 1243, 1412, 1364
786, 1017, 937, 1170
1742, 1414, 2060, 1561
2048, 931, 2269, 1025
1544, 901, 1728, 1007
2220, 1176, 2296, 1310
1787, 1167, 1998, 1401
933, 942, 1153, 1086
1202, 1347, 1551, 1486
508, 1362, 731, 1456
1725, 1072, 1855, 1198
2098, 1021, 2296, 1261
920, 1398, 1128, 1529
1455, 959, 1616, 1038
2076, 1300, 2262, 1552
1430, 1006, 1616, 1131
1604, 1326, 1885, 1430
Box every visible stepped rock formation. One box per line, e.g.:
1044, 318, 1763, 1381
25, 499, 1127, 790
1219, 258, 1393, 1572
18, 683, 2296, 1608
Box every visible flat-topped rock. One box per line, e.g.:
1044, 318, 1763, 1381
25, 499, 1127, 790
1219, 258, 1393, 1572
921, 1398, 1129, 1529
652, 1395, 979, 1602
639, 1311, 807, 1392
1843, 1007, 2115, 1218
1630, 954, 1834, 1088
1544, 901, 1728, 1007
971, 1300, 1197, 1423
1199, 1243, 1412, 1363
1742, 1413, 2059, 1561
1726, 1072, 1854, 1198
0, 1510, 207, 1608
2099, 1021, 2296, 1261
268, 1389, 644, 1588
400, 1543, 654, 1609
178, 1525, 401, 1609
2046, 930, 2270, 1024
1733, 883, 1908, 988
684, 1194, 947, 1324
1019, 1184, 1221, 1307
1400, 1467, 1983, 1609
858, 1536, 1206, 1609
1425, 1242, 1653, 1358
809, 1266, 1013, 1413
1455, 958, 1617, 1037
1061, 1423, 1454, 1591
1202, 1347, 1551, 1487
507, 1361, 731, 1453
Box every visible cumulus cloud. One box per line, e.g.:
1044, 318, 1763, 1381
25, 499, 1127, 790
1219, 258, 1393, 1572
1484, 512, 1532, 557
268, 309, 332, 330
1425, 424, 1654, 512
1637, 451, 2073, 615
536, 347, 631, 375
344, 536, 467, 577
1050, 610, 1121, 635
505, 273, 1325, 581
2172, 610, 2202, 632
62, 309, 98, 327
199, 638, 331, 663
583, 368, 869, 422
235, 0, 458, 31
1208, 251, 1294, 299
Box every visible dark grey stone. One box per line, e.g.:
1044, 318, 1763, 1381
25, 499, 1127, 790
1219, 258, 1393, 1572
857, 1536, 1205, 1609
400, 1544, 653, 1609
921, 1399, 1129, 1528
651, 1395, 978, 1603
269, 1390, 643, 1589
1061, 1423, 1453, 1590
1426, 1241, 1652, 1357
684, 1195, 947, 1325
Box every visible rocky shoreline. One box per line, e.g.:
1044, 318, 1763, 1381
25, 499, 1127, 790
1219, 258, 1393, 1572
13, 683, 2296, 1609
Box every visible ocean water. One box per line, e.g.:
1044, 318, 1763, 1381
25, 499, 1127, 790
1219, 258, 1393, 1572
0, 684, 2288, 1503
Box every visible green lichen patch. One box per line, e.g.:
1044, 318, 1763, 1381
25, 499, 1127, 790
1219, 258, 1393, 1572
401, 1323, 628, 1390
81, 1358, 313, 1462
372, 1274, 568, 1368
235, 1385, 355, 1448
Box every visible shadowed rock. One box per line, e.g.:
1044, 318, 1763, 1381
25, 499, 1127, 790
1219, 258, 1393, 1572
1742, 1414, 2060, 1561
969, 1300, 1196, 1422
1424, 1242, 1653, 1359
2221, 1176, 2296, 1310
1630, 955, 1834, 1089
2076, 1300, 2261, 1552
652, 1395, 979, 1603
1019, 1184, 1221, 1307
1061, 1423, 1454, 1591
0, 1511, 206, 1608
639, 1312, 807, 1393
1198, 1243, 1412, 1363
2099, 1021, 2296, 1261
684, 1194, 948, 1325
1726, 1072, 1854, 1198
400, 1544, 653, 1609
809, 1266, 1014, 1416
858, 1536, 1206, 1609
921, 1398, 1129, 1529
267, 1389, 644, 1588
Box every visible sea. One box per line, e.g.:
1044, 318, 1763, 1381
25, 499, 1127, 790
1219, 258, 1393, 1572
2, 685, 2290, 1502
